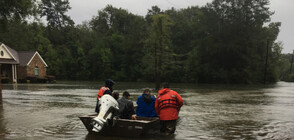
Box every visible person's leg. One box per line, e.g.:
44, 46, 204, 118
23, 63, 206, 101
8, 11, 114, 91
165, 119, 177, 134
160, 120, 167, 133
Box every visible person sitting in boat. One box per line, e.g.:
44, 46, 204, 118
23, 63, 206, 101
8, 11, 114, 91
117, 91, 136, 120
95, 79, 115, 113
112, 92, 119, 100
136, 89, 157, 117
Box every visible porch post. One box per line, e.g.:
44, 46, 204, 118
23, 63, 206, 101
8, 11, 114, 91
14, 64, 17, 83
11, 64, 17, 83
12, 65, 14, 83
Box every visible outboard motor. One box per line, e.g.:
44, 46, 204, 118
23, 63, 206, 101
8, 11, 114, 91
91, 94, 119, 132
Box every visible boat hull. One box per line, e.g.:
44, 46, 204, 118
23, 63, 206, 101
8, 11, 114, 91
79, 114, 160, 137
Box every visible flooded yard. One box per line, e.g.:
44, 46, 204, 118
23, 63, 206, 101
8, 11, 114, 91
1, 81, 294, 139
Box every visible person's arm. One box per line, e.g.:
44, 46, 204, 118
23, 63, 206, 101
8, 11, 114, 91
131, 114, 137, 120
136, 97, 140, 115
154, 96, 159, 115
176, 92, 183, 108
97, 88, 102, 100
130, 102, 135, 115
128, 102, 137, 120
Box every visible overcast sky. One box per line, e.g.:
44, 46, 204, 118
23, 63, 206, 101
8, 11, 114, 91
67, 0, 293, 53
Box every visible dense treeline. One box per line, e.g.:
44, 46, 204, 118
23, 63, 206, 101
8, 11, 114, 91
0, 0, 292, 84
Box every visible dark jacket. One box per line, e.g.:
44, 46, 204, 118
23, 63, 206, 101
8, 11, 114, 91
136, 93, 157, 117
117, 96, 135, 119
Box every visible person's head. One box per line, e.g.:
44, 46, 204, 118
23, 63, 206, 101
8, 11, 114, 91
143, 89, 151, 95
162, 82, 169, 89
105, 79, 115, 88
112, 92, 119, 100
123, 91, 130, 99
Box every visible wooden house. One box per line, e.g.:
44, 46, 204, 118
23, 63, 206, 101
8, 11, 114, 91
0, 42, 48, 83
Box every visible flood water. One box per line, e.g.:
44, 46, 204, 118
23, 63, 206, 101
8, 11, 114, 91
0, 81, 294, 140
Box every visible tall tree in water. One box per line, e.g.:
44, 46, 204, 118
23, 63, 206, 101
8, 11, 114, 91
145, 14, 173, 90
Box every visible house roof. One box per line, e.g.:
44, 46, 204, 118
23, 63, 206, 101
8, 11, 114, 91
0, 42, 47, 67
18, 51, 48, 67
0, 43, 19, 64
5, 45, 19, 63
18, 51, 36, 66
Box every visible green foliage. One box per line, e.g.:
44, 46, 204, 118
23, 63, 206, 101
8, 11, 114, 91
279, 52, 293, 81
89, 5, 147, 81
288, 73, 294, 82
39, 0, 74, 29
0, 1, 288, 84
145, 14, 174, 88
185, 0, 281, 84
0, 0, 35, 30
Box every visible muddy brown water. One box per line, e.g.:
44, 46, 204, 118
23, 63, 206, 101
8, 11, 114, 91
0, 81, 294, 140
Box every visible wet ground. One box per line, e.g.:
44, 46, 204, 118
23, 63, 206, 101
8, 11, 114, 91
0, 81, 294, 140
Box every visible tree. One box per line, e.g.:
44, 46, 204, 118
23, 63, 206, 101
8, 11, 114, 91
145, 14, 173, 89
165, 7, 203, 82
90, 5, 147, 81
44, 45, 61, 76
146, 6, 163, 24
191, 0, 279, 84
0, 2, 284, 84
39, 0, 74, 29
0, 0, 35, 30
0, 19, 52, 52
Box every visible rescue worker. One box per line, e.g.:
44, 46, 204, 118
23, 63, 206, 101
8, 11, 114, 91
117, 91, 136, 120
136, 89, 157, 117
95, 79, 115, 113
155, 82, 183, 135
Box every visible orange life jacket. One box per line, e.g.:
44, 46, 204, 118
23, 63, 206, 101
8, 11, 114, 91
97, 86, 110, 100
155, 88, 183, 120
157, 90, 180, 110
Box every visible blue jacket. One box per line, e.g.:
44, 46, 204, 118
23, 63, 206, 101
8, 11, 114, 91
136, 93, 157, 117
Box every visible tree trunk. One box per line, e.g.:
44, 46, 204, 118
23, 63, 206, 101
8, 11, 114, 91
155, 45, 160, 90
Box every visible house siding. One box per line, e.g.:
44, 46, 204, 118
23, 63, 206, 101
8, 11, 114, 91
1, 43, 48, 83
26, 55, 46, 78
17, 66, 27, 79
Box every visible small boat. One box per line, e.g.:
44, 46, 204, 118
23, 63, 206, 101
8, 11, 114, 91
79, 114, 160, 137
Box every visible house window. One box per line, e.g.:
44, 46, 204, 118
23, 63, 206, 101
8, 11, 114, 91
1, 51, 4, 56
34, 66, 39, 76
